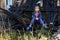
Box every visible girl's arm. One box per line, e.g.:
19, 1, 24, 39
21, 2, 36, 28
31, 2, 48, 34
26, 13, 35, 30
39, 12, 48, 28
30, 13, 35, 25
39, 12, 44, 24
39, 12, 42, 18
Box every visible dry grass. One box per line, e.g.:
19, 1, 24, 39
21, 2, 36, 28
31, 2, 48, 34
0, 27, 51, 40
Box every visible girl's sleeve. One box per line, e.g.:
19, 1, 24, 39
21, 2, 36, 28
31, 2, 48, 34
39, 12, 42, 18
32, 12, 34, 18
39, 12, 48, 28
30, 13, 35, 24
39, 12, 44, 24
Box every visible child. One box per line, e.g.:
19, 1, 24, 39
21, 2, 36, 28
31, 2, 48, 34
27, 5, 48, 30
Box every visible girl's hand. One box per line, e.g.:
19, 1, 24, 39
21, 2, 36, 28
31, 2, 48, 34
29, 24, 32, 26
36, 18, 39, 20
43, 24, 48, 29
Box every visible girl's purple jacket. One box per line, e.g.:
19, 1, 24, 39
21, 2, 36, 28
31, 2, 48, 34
30, 12, 44, 24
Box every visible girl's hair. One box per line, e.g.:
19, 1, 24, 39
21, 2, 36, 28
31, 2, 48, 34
34, 5, 40, 10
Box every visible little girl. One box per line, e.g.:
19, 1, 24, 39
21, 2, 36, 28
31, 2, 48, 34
27, 5, 48, 30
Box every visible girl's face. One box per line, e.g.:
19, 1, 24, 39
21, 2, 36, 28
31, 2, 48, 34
35, 6, 39, 12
